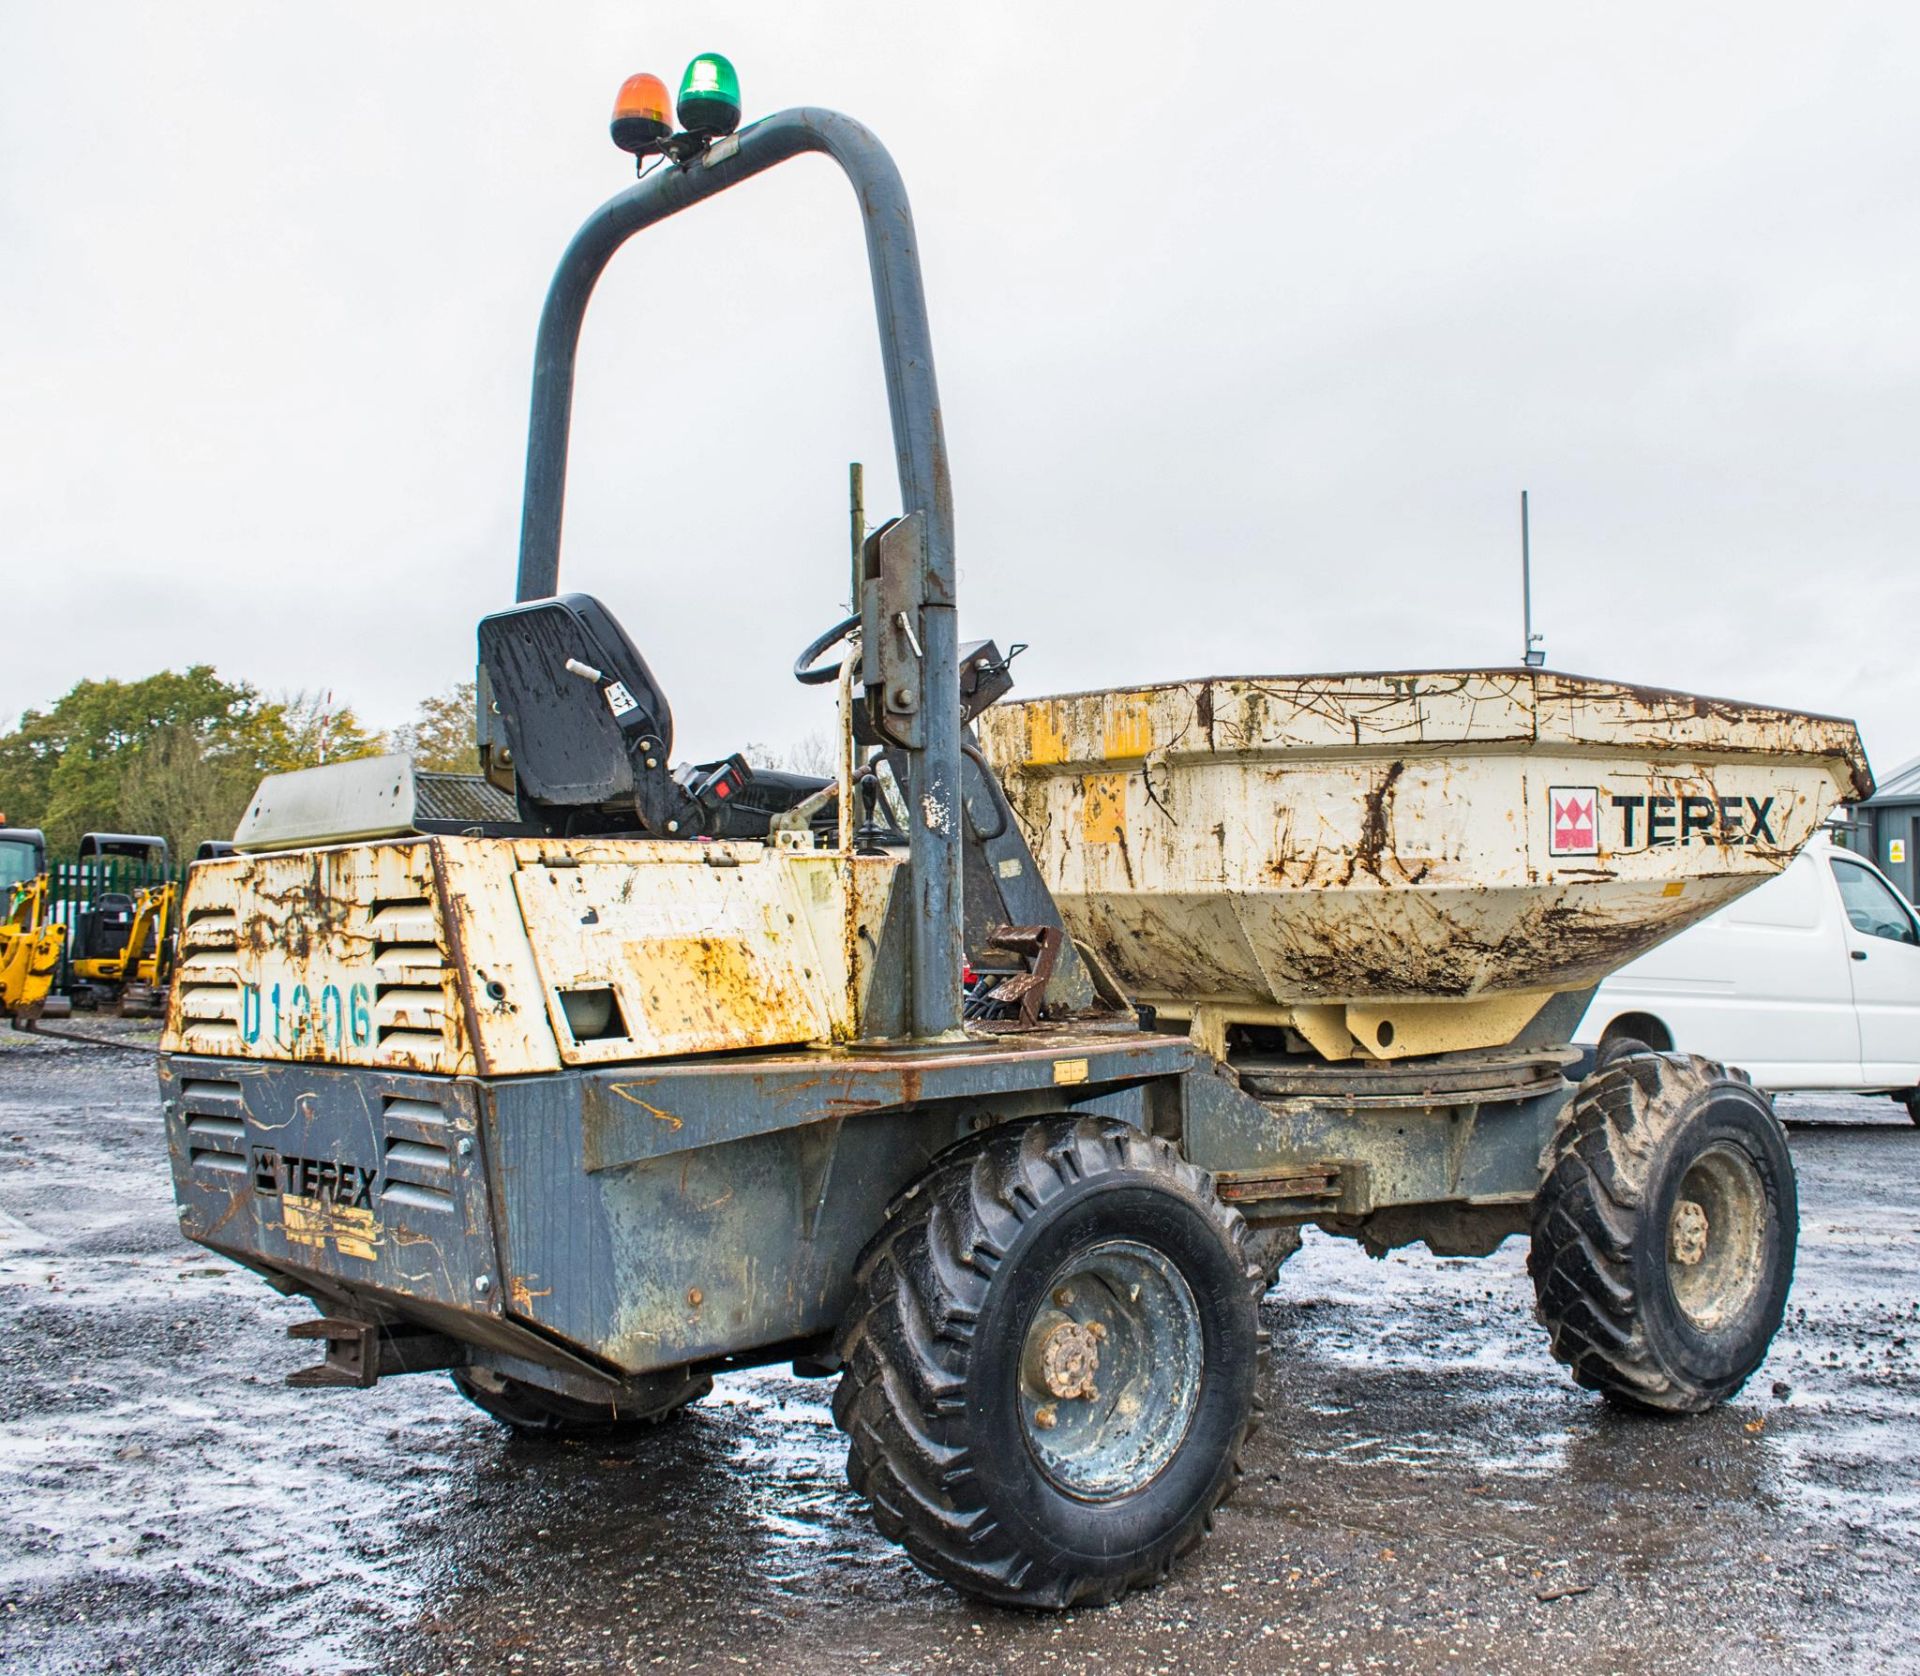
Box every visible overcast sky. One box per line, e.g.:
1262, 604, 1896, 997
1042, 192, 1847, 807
4, 2, 1917, 780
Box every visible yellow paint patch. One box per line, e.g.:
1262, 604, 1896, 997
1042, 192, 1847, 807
509, 1274, 553, 1312
280, 1196, 380, 1262
1661, 881, 1685, 898
623, 936, 822, 1054
1052, 1057, 1090, 1085
1026, 704, 1071, 766
1080, 775, 1128, 844
1102, 701, 1153, 762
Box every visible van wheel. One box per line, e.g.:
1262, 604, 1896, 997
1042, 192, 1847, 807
833, 1115, 1266, 1608
450, 1366, 711, 1434
1530, 1053, 1796, 1414
1903, 1091, 1920, 1127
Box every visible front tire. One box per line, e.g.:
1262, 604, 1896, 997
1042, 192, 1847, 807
1530, 1053, 1796, 1414
833, 1115, 1265, 1608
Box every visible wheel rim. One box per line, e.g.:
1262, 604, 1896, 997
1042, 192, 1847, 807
1665, 1143, 1768, 1331
1017, 1238, 1204, 1500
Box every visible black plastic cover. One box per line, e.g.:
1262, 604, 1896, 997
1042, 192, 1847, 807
477, 594, 673, 809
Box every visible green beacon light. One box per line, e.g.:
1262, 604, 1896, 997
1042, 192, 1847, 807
676, 52, 741, 137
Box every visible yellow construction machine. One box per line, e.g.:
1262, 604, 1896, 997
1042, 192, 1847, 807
66, 832, 177, 1015
1, 827, 65, 1027
70, 878, 177, 1017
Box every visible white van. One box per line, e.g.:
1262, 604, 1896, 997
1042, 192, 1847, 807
1576, 836, 1920, 1121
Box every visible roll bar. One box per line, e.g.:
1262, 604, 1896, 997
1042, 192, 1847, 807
512, 107, 961, 1038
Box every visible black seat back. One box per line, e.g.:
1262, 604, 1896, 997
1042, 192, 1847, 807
477, 594, 672, 810
80, 893, 136, 960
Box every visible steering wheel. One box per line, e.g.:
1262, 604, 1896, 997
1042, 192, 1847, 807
794, 613, 860, 686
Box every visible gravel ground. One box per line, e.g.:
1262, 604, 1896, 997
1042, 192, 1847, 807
0, 1023, 1915, 1675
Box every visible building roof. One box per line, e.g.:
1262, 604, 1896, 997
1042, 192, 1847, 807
1867, 753, 1920, 804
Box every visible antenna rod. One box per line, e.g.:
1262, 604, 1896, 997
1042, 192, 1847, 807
1520, 489, 1544, 668
1521, 490, 1531, 659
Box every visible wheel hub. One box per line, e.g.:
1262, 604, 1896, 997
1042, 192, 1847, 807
1665, 1144, 1769, 1331
1669, 1198, 1710, 1266
1036, 1319, 1102, 1399
1017, 1240, 1204, 1501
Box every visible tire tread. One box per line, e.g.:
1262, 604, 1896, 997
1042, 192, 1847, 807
833, 1114, 1266, 1608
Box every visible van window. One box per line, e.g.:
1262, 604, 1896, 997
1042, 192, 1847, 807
1723, 856, 1821, 929
1831, 858, 1919, 946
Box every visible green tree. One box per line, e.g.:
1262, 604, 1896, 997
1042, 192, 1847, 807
0, 668, 260, 858
0, 670, 382, 861
391, 682, 480, 774
260, 690, 383, 773
114, 721, 263, 864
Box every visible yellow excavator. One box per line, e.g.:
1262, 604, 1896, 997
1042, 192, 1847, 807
0, 826, 65, 1028
66, 833, 177, 1015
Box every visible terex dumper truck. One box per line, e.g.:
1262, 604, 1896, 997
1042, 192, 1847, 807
160, 67, 1872, 1607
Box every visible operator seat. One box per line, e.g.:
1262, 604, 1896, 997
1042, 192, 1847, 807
477, 594, 826, 838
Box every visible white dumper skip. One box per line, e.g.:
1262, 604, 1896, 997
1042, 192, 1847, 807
978, 667, 1871, 1065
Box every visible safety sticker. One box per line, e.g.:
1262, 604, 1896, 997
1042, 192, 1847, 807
604, 681, 639, 718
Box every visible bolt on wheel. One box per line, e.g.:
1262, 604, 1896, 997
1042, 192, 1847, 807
1018, 1241, 1204, 1499
1666, 1145, 1767, 1332
833, 1115, 1266, 1607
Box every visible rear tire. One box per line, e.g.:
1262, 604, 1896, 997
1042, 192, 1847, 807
450, 1366, 710, 1435
833, 1115, 1265, 1608
1594, 1033, 1652, 1071
1903, 1090, 1920, 1127
1244, 1223, 1304, 1290
1530, 1053, 1796, 1414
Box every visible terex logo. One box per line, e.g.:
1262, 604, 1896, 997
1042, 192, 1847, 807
249, 1145, 377, 1209
1548, 787, 1781, 856
1548, 788, 1598, 856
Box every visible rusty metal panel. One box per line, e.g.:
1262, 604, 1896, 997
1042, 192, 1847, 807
482, 1079, 964, 1375
162, 841, 474, 1074
978, 671, 1871, 1037
161, 1055, 500, 1309
1178, 1055, 1567, 1213
785, 850, 901, 1042
481, 1035, 1195, 1376
577, 1029, 1200, 1171
510, 846, 835, 1064
162, 834, 905, 1077
433, 840, 564, 1077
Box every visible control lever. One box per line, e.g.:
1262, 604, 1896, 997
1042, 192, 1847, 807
854, 765, 888, 856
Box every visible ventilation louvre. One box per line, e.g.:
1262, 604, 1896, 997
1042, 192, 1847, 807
180, 1078, 248, 1172
175, 950, 243, 1048
379, 1093, 454, 1210
369, 895, 451, 1055
181, 905, 241, 952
